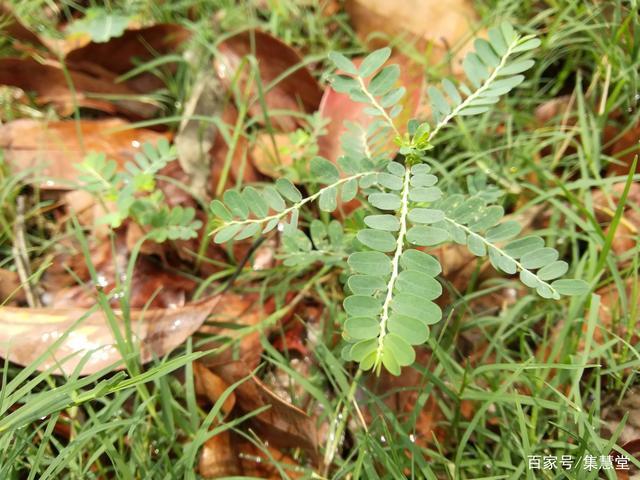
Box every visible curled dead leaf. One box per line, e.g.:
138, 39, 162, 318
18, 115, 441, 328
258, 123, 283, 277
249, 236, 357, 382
65, 23, 191, 93
0, 268, 25, 305
0, 58, 157, 118
198, 430, 242, 478
215, 29, 323, 132
194, 361, 236, 416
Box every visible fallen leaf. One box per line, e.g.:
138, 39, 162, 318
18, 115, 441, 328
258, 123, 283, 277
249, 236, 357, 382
236, 438, 306, 478
175, 71, 223, 199
212, 360, 319, 460
0, 295, 220, 376
215, 29, 323, 132
317, 54, 424, 164
43, 229, 196, 309
0, 58, 157, 118
0, 268, 25, 305
593, 182, 640, 259
196, 292, 318, 460
65, 23, 191, 93
199, 430, 242, 478
345, 0, 478, 73
607, 122, 640, 176
194, 361, 236, 416
250, 132, 296, 178
0, 118, 169, 189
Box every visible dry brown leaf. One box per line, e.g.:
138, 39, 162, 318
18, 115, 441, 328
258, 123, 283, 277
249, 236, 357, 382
194, 361, 236, 416
64, 24, 191, 93
212, 360, 319, 461
0, 118, 169, 189
250, 132, 295, 178
42, 227, 196, 309
215, 29, 323, 132
175, 71, 222, 199
0, 58, 157, 118
593, 182, 640, 259
345, 0, 479, 74
236, 438, 306, 478
608, 122, 640, 176
198, 430, 242, 478
0, 295, 220, 375
0, 268, 25, 305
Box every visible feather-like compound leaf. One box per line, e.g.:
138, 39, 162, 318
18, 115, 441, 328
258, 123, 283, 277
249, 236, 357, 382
387, 161, 405, 176
512, 37, 541, 53
359, 47, 391, 77
474, 38, 500, 67
381, 348, 400, 376
551, 279, 589, 296
263, 186, 286, 212
243, 186, 268, 217
520, 247, 559, 269
348, 251, 392, 276
364, 214, 400, 231
214, 223, 242, 243
311, 156, 340, 183
467, 234, 487, 256
344, 317, 380, 340
469, 205, 503, 231
391, 294, 442, 325
223, 190, 249, 220
498, 59, 535, 76
369, 65, 400, 96
396, 270, 442, 300
486, 221, 522, 242
504, 236, 544, 258
410, 174, 438, 187
343, 295, 381, 317
537, 261, 569, 281
275, 178, 302, 203
350, 339, 377, 361
408, 208, 444, 224
384, 333, 415, 366
409, 187, 442, 202
411, 164, 431, 174
328, 51, 358, 75
376, 172, 403, 190
428, 86, 451, 115
388, 314, 429, 345
341, 178, 358, 202
407, 226, 450, 246
235, 222, 260, 240
400, 249, 442, 276
357, 229, 397, 252
519, 269, 541, 288
319, 186, 338, 212
348, 275, 387, 296
369, 192, 401, 210
210, 199, 232, 221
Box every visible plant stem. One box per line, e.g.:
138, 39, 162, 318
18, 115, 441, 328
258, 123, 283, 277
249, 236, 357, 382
374, 166, 411, 370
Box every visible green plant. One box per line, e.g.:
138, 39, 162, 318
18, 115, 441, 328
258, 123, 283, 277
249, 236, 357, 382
76, 138, 202, 242
211, 22, 589, 375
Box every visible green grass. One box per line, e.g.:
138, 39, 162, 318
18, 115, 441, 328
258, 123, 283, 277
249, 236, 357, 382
1, 0, 639, 478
